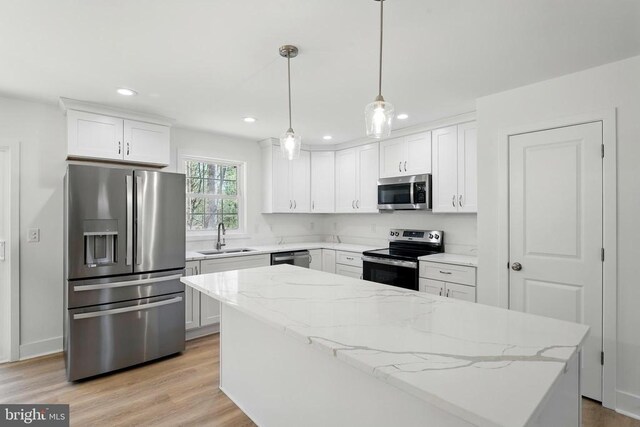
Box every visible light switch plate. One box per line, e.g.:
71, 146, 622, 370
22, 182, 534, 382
28, 228, 40, 243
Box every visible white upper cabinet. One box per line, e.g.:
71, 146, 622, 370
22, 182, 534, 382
432, 123, 477, 213
335, 148, 358, 212
335, 143, 379, 213
405, 132, 432, 175
456, 122, 478, 213
262, 142, 310, 213
379, 137, 406, 178
123, 120, 170, 166
311, 151, 335, 213
357, 143, 379, 212
65, 103, 170, 166
67, 110, 124, 162
379, 131, 431, 178
290, 150, 311, 212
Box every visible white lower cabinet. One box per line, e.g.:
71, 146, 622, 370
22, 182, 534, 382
309, 249, 322, 271
322, 249, 336, 273
184, 261, 201, 331
419, 260, 477, 302
335, 250, 363, 279
336, 264, 362, 279
185, 254, 270, 333
200, 254, 270, 326
419, 279, 476, 302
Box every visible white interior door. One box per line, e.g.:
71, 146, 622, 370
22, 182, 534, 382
509, 122, 603, 401
0, 148, 6, 362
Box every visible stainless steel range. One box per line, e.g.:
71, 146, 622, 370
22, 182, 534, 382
64, 165, 186, 381
362, 229, 444, 290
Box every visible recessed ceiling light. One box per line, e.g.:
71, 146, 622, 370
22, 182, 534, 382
116, 88, 137, 96
397, 113, 409, 120
243, 117, 257, 123
323, 135, 333, 140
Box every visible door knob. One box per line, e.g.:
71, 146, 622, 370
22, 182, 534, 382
511, 262, 522, 271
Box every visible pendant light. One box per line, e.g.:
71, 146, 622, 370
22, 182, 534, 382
365, 0, 394, 138
279, 45, 301, 160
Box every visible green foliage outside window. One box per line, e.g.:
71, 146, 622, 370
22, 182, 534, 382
185, 160, 241, 231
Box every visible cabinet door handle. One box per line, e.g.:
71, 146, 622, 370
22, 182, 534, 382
195, 265, 199, 275
439, 288, 442, 296
459, 194, 463, 207
312, 201, 315, 210
439, 270, 452, 275
356, 200, 360, 209
294, 200, 297, 209
352, 200, 355, 209
126, 142, 130, 155
289, 200, 292, 209
404, 161, 407, 172
118, 141, 122, 154
452, 195, 456, 207
399, 162, 402, 172
446, 289, 450, 297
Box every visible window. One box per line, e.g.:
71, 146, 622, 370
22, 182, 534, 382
182, 156, 244, 233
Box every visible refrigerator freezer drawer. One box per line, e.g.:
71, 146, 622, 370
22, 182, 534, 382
65, 292, 185, 381
67, 269, 184, 309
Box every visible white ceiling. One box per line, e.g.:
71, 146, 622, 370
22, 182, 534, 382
1, 0, 638, 144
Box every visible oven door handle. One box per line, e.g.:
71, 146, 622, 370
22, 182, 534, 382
362, 256, 418, 269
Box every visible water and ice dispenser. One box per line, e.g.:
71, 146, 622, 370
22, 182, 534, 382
83, 220, 118, 267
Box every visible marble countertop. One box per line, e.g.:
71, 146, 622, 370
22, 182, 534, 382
182, 265, 588, 427
418, 253, 478, 267
186, 242, 382, 261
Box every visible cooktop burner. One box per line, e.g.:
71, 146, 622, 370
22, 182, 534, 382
363, 229, 445, 261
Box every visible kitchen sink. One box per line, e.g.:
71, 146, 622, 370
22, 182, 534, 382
198, 248, 256, 256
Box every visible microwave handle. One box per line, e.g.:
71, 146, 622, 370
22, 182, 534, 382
410, 182, 415, 205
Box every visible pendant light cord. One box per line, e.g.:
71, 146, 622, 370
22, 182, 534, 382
287, 53, 293, 130
378, 0, 384, 98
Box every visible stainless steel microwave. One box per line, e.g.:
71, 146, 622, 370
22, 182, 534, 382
377, 174, 432, 210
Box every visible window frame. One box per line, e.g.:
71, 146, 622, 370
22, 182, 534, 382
178, 152, 247, 238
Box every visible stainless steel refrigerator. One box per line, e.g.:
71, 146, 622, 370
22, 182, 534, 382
64, 165, 186, 381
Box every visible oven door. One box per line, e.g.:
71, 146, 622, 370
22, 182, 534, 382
362, 256, 418, 290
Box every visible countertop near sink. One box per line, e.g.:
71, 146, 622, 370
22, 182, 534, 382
186, 242, 383, 262
418, 253, 478, 267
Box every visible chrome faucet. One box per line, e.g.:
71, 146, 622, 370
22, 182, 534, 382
216, 222, 226, 250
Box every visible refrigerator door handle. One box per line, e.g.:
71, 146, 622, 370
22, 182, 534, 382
135, 175, 144, 265
126, 175, 133, 266
73, 273, 183, 292
73, 296, 183, 320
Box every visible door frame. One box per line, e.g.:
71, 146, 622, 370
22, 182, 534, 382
496, 109, 617, 408
0, 140, 20, 362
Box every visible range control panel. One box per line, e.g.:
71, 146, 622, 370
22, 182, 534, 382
388, 229, 443, 244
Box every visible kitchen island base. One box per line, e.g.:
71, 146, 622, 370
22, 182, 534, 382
219, 303, 580, 427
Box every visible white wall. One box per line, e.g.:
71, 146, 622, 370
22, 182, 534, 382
476, 55, 640, 416
0, 96, 67, 358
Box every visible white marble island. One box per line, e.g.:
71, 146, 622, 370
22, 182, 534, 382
182, 265, 589, 427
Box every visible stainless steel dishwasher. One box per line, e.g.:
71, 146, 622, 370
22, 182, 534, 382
270, 250, 311, 268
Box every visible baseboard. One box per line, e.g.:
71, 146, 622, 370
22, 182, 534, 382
186, 324, 219, 340
19, 336, 63, 360
617, 390, 640, 421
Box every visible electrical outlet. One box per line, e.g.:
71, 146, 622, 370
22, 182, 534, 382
28, 228, 40, 243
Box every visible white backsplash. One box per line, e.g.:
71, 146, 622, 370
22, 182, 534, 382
188, 211, 477, 255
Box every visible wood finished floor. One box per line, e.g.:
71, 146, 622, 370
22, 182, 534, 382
0, 334, 638, 427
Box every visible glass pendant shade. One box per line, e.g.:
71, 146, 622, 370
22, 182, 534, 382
280, 128, 301, 160
365, 98, 394, 138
